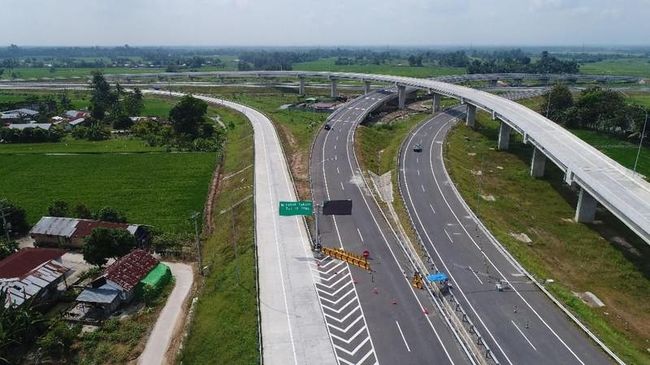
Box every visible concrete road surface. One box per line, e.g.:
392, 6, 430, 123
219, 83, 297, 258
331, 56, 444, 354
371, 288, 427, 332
138, 262, 194, 365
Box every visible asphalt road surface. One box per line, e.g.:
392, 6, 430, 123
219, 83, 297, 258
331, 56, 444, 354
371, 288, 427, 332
311, 91, 472, 365
399, 108, 613, 365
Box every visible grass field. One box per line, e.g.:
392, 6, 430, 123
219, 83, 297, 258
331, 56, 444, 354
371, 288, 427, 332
356, 113, 430, 175
0, 136, 163, 154
580, 58, 650, 79
294, 57, 465, 78
179, 101, 259, 364
445, 112, 650, 364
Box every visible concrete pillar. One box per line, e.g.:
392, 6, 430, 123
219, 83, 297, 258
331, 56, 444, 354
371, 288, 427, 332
298, 77, 306, 96
575, 188, 597, 223
465, 104, 476, 128
498, 122, 512, 150
432, 93, 441, 114
330, 78, 338, 98
530, 147, 547, 177
491, 110, 497, 120
364, 81, 371, 94
397, 84, 406, 109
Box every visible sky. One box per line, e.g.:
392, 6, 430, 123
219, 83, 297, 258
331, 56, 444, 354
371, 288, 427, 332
1, 0, 649, 47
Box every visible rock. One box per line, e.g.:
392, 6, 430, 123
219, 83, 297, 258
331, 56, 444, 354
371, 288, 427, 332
481, 194, 496, 202
510, 232, 532, 244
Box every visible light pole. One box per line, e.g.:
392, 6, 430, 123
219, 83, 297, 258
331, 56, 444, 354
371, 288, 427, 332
633, 111, 648, 175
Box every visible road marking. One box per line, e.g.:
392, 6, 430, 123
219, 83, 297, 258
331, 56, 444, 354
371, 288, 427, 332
336, 136, 339, 141
395, 321, 411, 352
421, 185, 426, 192
334, 155, 338, 161
468, 266, 484, 284
334, 144, 337, 150
429, 204, 436, 214
444, 229, 453, 243
357, 228, 364, 242
511, 320, 537, 351
416, 157, 419, 163
340, 181, 345, 191
337, 167, 340, 174
417, 169, 420, 176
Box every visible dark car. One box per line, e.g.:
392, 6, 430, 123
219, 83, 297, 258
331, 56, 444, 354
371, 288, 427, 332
324, 124, 332, 130
413, 143, 423, 152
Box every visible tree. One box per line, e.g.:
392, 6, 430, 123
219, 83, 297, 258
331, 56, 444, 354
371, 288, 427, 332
47, 200, 69, 217
112, 115, 134, 130
59, 92, 72, 111
89, 71, 114, 120
73, 203, 93, 219
95, 206, 127, 223
124, 88, 144, 116
0, 291, 45, 363
0, 199, 29, 237
169, 95, 208, 138
542, 84, 574, 123
83, 228, 136, 266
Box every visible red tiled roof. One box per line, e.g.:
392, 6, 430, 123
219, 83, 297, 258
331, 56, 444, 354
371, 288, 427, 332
0, 248, 66, 279
72, 220, 129, 239
104, 249, 158, 291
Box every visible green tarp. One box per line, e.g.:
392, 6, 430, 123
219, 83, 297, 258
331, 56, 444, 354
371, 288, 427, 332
140, 262, 171, 292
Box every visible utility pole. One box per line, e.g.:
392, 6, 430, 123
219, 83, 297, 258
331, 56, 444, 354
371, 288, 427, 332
634, 111, 648, 175
190, 212, 203, 276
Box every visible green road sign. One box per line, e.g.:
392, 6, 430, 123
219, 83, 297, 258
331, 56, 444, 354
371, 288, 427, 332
279, 201, 313, 216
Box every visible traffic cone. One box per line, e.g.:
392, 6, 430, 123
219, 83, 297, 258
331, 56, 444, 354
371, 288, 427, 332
392, 298, 398, 305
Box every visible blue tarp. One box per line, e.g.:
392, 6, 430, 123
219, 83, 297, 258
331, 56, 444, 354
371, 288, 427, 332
427, 272, 449, 282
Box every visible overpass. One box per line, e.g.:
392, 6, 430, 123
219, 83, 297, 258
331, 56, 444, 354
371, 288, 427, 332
3, 71, 649, 246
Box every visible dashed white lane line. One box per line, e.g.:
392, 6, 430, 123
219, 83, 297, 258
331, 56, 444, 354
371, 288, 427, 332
429, 203, 436, 214
511, 320, 538, 351
444, 228, 453, 243
395, 321, 411, 352
417, 169, 420, 176
340, 181, 345, 191
421, 185, 426, 192
468, 266, 484, 284
357, 228, 364, 243
337, 167, 340, 174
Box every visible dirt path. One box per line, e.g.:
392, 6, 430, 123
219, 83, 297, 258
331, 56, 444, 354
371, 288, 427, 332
137, 262, 194, 365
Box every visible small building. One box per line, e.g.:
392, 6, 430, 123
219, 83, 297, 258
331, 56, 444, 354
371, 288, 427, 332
30, 216, 150, 249
64, 110, 88, 120
0, 248, 69, 308
68, 117, 86, 129
103, 249, 159, 302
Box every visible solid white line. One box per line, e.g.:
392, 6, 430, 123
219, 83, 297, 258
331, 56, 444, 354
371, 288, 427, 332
357, 228, 365, 242
511, 320, 537, 351
429, 203, 436, 214
468, 266, 484, 284
395, 321, 411, 352
340, 181, 345, 191
444, 229, 453, 243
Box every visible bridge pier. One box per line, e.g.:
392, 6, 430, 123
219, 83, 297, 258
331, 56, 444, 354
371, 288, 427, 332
575, 188, 597, 223
432, 93, 441, 113
330, 78, 338, 98
530, 147, 546, 177
364, 81, 371, 94
397, 84, 406, 109
298, 76, 306, 96
498, 122, 511, 150
466, 104, 476, 128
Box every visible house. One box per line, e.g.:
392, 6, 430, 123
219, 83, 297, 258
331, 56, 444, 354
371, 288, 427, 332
68, 250, 168, 323
64, 110, 88, 120
67, 117, 87, 130
30, 216, 150, 249
7, 123, 52, 131
0, 248, 69, 308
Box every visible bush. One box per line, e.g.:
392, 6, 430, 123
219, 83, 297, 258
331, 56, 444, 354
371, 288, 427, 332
47, 200, 69, 217
95, 206, 127, 223
112, 115, 134, 130
0, 240, 18, 260
0, 126, 63, 144
36, 320, 80, 360
73, 203, 93, 219
71, 122, 110, 141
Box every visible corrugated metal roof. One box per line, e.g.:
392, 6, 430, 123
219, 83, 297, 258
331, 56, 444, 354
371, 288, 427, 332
69, 118, 86, 126
30, 217, 79, 238
7, 123, 52, 131
0, 248, 66, 279
1, 260, 69, 307
77, 288, 120, 304
104, 250, 158, 292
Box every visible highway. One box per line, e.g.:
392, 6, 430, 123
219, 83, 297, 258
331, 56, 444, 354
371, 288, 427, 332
310, 90, 474, 365
399, 108, 614, 364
